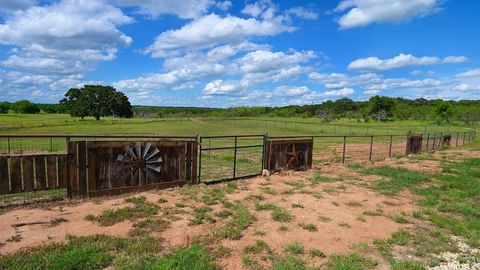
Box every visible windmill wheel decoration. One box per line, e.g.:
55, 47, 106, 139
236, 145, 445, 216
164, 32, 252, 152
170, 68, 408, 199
116, 142, 163, 185
286, 144, 306, 170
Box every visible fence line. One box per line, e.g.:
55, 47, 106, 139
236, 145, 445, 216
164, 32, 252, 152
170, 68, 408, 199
0, 130, 476, 204
210, 117, 476, 135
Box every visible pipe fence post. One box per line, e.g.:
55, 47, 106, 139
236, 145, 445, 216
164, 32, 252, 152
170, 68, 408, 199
7, 136, 11, 155
198, 136, 202, 182
440, 132, 443, 149
261, 133, 267, 171
342, 136, 346, 163
432, 133, 436, 150
369, 136, 373, 161
233, 136, 238, 179
389, 135, 393, 158
456, 132, 459, 147
426, 133, 430, 152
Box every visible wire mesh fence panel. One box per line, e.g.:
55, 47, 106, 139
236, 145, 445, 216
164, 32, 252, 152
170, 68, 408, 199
345, 136, 371, 162
235, 147, 263, 178
370, 136, 392, 161
199, 135, 265, 183
0, 137, 67, 155
200, 148, 235, 183
391, 137, 407, 158
312, 137, 344, 164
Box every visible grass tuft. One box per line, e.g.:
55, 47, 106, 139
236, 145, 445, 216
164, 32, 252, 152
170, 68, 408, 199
326, 253, 376, 270
298, 222, 318, 232
285, 242, 304, 255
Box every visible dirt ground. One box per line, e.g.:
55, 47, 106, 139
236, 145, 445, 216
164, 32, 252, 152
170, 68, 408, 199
1, 147, 478, 269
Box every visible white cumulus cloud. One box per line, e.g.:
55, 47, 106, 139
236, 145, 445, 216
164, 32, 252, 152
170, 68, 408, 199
443, 56, 469, 63
145, 13, 294, 57
0, 0, 133, 74
348, 53, 439, 72
334, 0, 443, 29
456, 68, 480, 78
348, 53, 467, 72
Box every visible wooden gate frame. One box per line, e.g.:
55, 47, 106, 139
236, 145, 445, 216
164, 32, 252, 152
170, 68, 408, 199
67, 140, 198, 198
264, 138, 313, 172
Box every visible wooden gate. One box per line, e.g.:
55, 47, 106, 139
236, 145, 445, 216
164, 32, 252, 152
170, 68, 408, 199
68, 140, 198, 197
406, 134, 423, 155
264, 138, 313, 172
0, 154, 68, 195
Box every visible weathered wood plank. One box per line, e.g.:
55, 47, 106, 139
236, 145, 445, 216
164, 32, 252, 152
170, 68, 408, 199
179, 145, 186, 181
185, 142, 192, 183
67, 141, 78, 198
87, 145, 97, 192
77, 141, 87, 197
57, 154, 68, 188
47, 155, 57, 189
10, 156, 22, 193
191, 141, 198, 184
0, 157, 9, 194
34, 155, 47, 191
22, 156, 34, 192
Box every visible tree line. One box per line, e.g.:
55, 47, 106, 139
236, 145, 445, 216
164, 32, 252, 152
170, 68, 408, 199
0, 85, 479, 123
136, 96, 480, 124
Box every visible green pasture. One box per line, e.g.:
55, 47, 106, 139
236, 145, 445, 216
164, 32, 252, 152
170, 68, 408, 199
0, 114, 475, 136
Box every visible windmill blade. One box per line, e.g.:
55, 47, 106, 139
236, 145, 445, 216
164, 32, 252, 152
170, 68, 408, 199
117, 155, 135, 165
145, 147, 160, 160
142, 142, 152, 159
124, 145, 137, 160
116, 154, 126, 162
135, 142, 142, 159
146, 164, 162, 173
146, 156, 162, 164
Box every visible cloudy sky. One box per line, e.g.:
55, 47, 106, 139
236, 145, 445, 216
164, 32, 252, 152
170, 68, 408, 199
0, 0, 478, 107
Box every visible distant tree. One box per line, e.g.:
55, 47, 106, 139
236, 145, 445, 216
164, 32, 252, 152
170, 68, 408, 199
11, 100, 40, 114
315, 109, 332, 122
332, 98, 358, 117
60, 85, 133, 120
435, 101, 453, 123
0, 102, 10, 113
369, 96, 395, 121
39, 104, 59, 113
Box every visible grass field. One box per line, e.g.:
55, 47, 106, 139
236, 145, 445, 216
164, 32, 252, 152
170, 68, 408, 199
0, 114, 476, 136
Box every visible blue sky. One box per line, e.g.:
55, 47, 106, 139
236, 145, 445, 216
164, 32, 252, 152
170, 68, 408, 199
0, 0, 479, 107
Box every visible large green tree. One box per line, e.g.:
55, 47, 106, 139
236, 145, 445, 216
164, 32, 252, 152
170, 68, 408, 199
0, 102, 10, 113
60, 85, 133, 120
434, 101, 453, 123
369, 96, 396, 121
